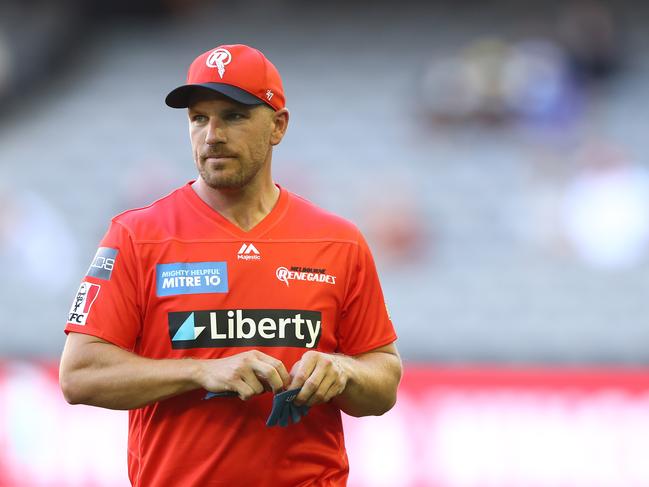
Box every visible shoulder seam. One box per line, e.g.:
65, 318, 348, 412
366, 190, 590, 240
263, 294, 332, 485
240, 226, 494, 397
111, 218, 137, 242
111, 185, 185, 222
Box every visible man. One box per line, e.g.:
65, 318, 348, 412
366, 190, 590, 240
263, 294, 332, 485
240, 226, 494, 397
59, 44, 401, 487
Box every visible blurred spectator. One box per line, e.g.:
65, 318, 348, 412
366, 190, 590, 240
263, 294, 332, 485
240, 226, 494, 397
421, 36, 581, 130
358, 179, 432, 267
503, 39, 581, 131
560, 141, 649, 269
0, 30, 11, 101
420, 38, 512, 125
512, 139, 649, 269
558, 0, 622, 83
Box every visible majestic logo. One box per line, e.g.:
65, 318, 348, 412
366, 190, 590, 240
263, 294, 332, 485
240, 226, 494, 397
237, 243, 261, 261
168, 309, 322, 349
87, 247, 118, 280
156, 262, 228, 297
68, 282, 101, 325
276, 266, 336, 287
206, 48, 232, 78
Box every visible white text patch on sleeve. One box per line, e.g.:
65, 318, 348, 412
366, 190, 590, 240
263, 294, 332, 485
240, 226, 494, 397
68, 282, 101, 325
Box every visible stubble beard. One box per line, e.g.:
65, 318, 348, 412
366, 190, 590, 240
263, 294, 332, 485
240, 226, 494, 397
197, 158, 263, 191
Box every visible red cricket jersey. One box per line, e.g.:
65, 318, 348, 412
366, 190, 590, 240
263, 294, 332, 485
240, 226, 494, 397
65, 182, 397, 487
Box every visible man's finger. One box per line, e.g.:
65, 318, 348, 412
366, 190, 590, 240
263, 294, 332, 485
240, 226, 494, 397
305, 373, 337, 407
232, 381, 256, 401
254, 353, 291, 388
318, 378, 345, 406
293, 364, 326, 406
251, 360, 286, 393
240, 371, 265, 399
288, 355, 318, 390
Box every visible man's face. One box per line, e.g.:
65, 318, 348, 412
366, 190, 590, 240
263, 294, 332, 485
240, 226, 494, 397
188, 92, 282, 190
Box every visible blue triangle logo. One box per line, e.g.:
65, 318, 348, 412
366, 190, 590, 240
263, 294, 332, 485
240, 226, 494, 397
172, 313, 196, 341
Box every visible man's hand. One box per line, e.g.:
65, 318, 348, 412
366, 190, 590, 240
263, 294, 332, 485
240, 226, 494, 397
288, 351, 348, 407
198, 350, 291, 401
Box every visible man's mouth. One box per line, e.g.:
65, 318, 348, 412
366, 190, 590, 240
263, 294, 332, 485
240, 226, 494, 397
203, 154, 236, 162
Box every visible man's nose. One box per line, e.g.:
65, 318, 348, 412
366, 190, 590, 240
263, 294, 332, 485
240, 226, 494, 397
205, 121, 227, 144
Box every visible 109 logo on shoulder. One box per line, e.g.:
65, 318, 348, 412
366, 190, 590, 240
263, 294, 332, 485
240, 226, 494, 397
86, 247, 119, 280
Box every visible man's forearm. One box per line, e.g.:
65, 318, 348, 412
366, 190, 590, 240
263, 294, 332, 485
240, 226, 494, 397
60, 337, 202, 410
333, 349, 402, 417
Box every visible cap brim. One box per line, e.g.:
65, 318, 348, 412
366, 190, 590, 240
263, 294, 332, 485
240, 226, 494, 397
165, 83, 265, 108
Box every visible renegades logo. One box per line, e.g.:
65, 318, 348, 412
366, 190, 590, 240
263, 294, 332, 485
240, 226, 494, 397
275, 266, 336, 287
68, 282, 101, 325
168, 309, 322, 349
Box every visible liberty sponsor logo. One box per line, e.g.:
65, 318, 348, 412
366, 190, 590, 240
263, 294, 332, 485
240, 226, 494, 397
276, 266, 336, 287
156, 262, 228, 297
206, 48, 232, 78
168, 309, 322, 349
86, 247, 118, 280
68, 282, 101, 325
237, 243, 261, 261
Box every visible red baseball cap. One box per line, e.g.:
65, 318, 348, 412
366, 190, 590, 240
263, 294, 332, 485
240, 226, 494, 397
165, 44, 285, 111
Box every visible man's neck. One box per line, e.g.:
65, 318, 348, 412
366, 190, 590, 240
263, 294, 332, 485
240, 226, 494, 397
191, 177, 280, 232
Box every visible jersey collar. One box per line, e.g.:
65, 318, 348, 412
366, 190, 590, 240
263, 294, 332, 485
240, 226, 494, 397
180, 180, 290, 238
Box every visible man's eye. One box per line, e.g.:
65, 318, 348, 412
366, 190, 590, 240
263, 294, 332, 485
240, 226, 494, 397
192, 115, 207, 123
226, 112, 245, 121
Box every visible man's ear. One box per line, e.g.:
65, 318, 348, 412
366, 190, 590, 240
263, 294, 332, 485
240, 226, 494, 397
270, 108, 289, 146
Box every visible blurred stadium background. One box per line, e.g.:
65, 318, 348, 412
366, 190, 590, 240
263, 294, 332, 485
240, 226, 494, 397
1, 0, 649, 485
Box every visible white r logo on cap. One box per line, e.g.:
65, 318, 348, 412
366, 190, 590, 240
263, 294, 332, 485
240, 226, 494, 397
206, 48, 232, 78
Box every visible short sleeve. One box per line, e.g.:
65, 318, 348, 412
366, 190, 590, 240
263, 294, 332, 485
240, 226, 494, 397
336, 230, 397, 356
64, 220, 142, 350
